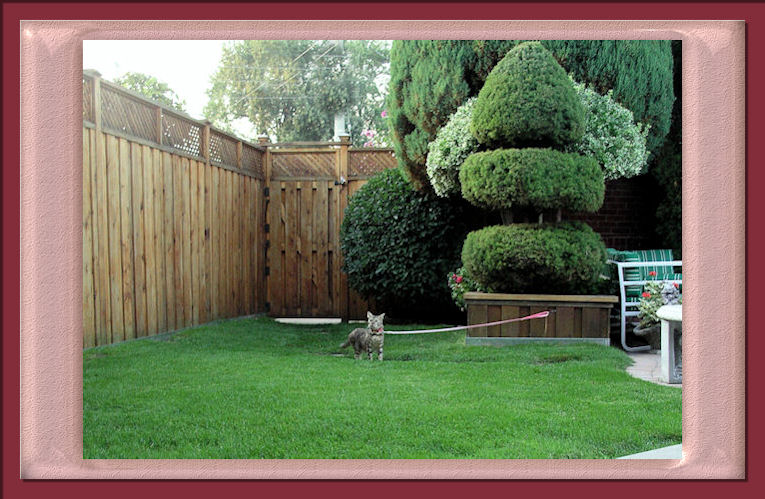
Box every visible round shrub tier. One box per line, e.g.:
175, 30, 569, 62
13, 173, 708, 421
340, 168, 468, 317
461, 222, 607, 294
459, 148, 604, 213
470, 42, 585, 149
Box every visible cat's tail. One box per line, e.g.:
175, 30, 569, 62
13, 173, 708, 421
339, 339, 350, 349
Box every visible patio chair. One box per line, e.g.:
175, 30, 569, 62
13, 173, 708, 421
608, 249, 682, 352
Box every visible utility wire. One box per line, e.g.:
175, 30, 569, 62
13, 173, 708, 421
229, 40, 323, 108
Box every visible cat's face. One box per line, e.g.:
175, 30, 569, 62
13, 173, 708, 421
367, 312, 385, 333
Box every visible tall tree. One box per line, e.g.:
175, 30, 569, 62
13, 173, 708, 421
113, 72, 187, 112
204, 40, 390, 146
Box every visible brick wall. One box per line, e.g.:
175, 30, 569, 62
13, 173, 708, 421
565, 175, 661, 250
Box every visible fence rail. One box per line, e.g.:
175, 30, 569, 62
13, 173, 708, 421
82, 72, 397, 347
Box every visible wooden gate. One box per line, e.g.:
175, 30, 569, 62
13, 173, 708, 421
262, 139, 396, 319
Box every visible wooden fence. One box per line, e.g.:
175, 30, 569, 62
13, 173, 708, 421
82, 71, 396, 347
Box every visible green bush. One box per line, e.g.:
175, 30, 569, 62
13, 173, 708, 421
426, 97, 479, 197
340, 168, 468, 316
459, 148, 604, 213
568, 78, 651, 180
461, 222, 607, 294
387, 40, 674, 190
471, 42, 584, 148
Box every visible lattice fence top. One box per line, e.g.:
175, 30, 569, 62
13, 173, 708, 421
349, 149, 396, 177
162, 111, 202, 158
209, 130, 238, 167
272, 151, 336, 178
101, 84, 158, 143
242, 143, 265, 179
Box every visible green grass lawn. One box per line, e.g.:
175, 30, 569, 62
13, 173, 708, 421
83, 316, 681, 459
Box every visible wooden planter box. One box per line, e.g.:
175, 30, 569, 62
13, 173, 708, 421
464, 292, 618, 346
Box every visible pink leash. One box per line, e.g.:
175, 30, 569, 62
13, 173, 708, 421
383, 311, 550, 335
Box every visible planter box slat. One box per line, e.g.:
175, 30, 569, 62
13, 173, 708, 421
488, 305, 502, 337
465, 293, 617, 345
501, 305, 519, 337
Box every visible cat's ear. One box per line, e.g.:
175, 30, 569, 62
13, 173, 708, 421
380, 313, 385, 320
367, 311, 373, 320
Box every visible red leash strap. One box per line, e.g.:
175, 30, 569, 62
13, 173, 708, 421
383, 311, 550, 335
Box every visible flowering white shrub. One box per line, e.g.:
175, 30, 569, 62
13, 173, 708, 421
569, 78, 651, 180
426, 98, 479, 197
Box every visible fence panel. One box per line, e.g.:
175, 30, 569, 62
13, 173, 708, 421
82, 72, 267, 347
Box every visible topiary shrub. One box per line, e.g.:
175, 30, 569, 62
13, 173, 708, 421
340, 168, 468, 317
425, 97, 479, 197
568, 78, 651, 180
470, 42, 585, 149
461, 222, 607, 294
459, 148, 604, 213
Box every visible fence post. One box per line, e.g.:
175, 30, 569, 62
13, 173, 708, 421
258, 135, 271, 315
88, 70, 102, 135
337, 134, 351, 321
202, 121, 211, 168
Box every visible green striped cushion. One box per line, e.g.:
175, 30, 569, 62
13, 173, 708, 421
637, 249, 677, 280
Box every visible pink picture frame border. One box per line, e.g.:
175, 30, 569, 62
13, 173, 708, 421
16, 19, 745, 480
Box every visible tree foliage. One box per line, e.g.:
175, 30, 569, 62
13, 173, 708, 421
567, 78, 651, 180
388, 39, 674, 189
113, 72, 187, 112
651, 40, 682, 257
204, 40, 391, 145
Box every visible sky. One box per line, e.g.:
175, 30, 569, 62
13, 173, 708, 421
82, 40, 258, 134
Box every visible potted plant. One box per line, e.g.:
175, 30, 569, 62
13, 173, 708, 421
634, 275, 682, 349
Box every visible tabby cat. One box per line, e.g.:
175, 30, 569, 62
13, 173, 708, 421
340, 312, 386, 360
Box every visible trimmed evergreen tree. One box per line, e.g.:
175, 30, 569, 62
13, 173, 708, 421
388, 39, 674, 190
459, 42, 607, 294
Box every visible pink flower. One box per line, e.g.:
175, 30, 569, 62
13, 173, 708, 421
642, 292, 651, 298
648, 270, 657, 277
363, 141, 373, 147
455, 276, 463, 284
381, 110, 387, 118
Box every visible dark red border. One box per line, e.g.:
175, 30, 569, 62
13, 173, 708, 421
3, 2, 762, 497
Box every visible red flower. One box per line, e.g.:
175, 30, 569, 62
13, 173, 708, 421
674, 283, 679, 288
648, 270, 657, 277
642, 292, 651, 298
456, 276, 463, 284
